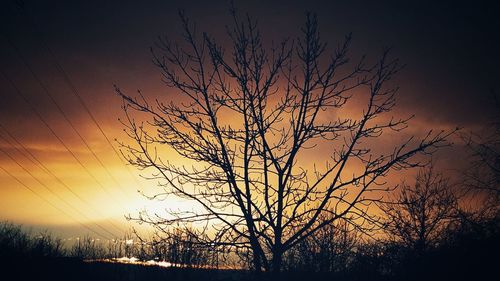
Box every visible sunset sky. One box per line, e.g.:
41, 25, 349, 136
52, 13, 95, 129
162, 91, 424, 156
1, 0, 499, 240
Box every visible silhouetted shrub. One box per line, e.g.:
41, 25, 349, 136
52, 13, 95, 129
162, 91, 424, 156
0, 221, 65, 260
283, 219, 357, 273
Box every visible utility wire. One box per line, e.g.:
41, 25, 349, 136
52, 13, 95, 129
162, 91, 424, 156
2, 36, 133, 205
0, 160, 114, 241
0, 65, 130, 213
14, 3, 144, 197
0, 146, 122, 239
0, 130, 87, 203
0, 124, 126, 235
1, 1, 133, 239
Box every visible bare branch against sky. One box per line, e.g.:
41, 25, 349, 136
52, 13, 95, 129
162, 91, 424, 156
117, 8, 455, 272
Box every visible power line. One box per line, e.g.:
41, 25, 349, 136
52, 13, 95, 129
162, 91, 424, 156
0, 67, 130, 212
2, 36, 133, 205
51, 51, 144, 194
0, 1, 136, 241
14, 3, 144, 197
0, 124, 89, 204
0, 69, 131, 237
0, 161, 114, 241
0, 145, 122, 239
0, 124, 127, 235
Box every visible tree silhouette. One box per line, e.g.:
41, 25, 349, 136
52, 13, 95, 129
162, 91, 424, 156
283, 217, 358, 272
117, 8, 453, 272
462, 90, 500, 211
380, 164, 457, 254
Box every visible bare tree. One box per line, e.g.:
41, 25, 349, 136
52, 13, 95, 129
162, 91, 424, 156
139, 226, 211, 267
461, 90, 500, 211
380, 164, 457, 253
0, 222, 66, 259
283, 217, 358, 272
117, 8, 453, 272
70, 235, 105, 259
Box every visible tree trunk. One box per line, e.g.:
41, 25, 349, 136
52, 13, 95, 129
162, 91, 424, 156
249, 238, 263, 272
271, 247, 283, 273
253, 251, 262, 272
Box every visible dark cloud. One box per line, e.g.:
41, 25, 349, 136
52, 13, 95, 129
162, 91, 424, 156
2, 0, 498, 128
0, 0, 497, 156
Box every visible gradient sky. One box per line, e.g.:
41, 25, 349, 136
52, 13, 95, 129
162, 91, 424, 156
0, 0, 499, 240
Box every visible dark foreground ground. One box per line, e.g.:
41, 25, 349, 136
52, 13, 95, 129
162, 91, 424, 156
1, 258, 248, 281
1, 255, 498, 281
1, 258, 249, 281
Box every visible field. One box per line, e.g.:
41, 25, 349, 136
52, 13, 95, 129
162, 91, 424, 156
3, 258, 250, 281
